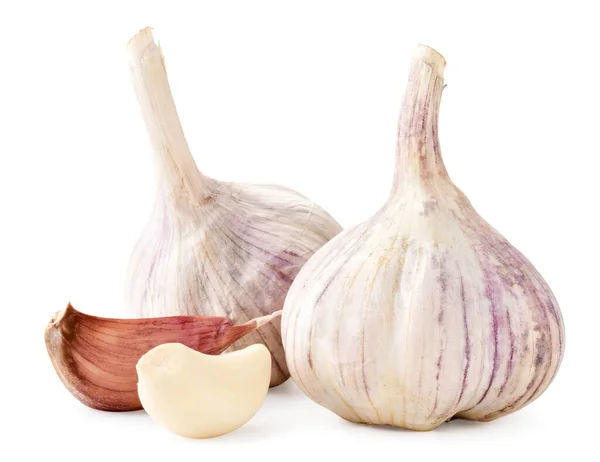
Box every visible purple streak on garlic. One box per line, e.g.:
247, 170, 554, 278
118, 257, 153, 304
125, 28, 342, 386
281, 45, 564, 429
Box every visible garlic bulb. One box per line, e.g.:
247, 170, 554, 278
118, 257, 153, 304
281, 45, 565, 430
126, 28, 341, 386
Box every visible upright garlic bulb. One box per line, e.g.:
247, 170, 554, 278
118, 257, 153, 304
126, 28, 341, 386
282, 45, 565, 429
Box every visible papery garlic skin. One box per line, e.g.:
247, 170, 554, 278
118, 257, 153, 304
282, 45, 565, 430
44, 303, 280, 411
126, 28, 341, 387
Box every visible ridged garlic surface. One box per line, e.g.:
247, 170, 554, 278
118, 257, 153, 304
126, 28, 341, 386
282, 45, 565, 429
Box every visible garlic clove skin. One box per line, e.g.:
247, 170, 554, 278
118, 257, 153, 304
45, 303, 279, 411
126, 28, 341, 387
281, 45, 565, 431
137, 343, 271, 439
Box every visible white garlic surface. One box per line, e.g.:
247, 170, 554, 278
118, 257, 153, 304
281, 45, 565, 430
126, 28, 341, 386
137, 343, 271, 439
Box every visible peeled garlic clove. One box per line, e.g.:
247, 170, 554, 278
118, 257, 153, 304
282, 45, 565, 431
137, 343, 271, 439
44, 303, 279, 411
125, 28, 341, 387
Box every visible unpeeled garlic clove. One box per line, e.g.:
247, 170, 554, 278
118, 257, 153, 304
125, 28, 341, 387
45, 303, 279, 411
281, 45, 565, 430
137, 343, 271, 439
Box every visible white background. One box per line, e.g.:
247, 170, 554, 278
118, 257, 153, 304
1, 0, 598, 460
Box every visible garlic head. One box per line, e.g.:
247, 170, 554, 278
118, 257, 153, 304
281, 45, 565, 430
125, 28, 342, 386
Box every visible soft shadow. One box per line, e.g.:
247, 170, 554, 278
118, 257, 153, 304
266, 379, 302, 397
337, 416, 495, 434
338, 419, 413, 433
111, 409, 149, 421
174, 422, 281, 444
78, 406, 150, 422
435, 418, 491, 433
220, 422, 280, 441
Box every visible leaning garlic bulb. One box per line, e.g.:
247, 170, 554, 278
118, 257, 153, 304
125, 28, 341, 386
282, 45, 565, 429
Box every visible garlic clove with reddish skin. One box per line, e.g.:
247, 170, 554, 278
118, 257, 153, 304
125, 28, 341, 387
281, 44, 565, 431
45, 303, 280, 411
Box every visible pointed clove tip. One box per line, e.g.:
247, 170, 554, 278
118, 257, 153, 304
414, 44, 446, 78
45, 303, 79, 338
48, 305, 69, 327
45, 305, 72, 349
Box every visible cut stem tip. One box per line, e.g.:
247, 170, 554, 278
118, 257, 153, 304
413, 44, 446, 78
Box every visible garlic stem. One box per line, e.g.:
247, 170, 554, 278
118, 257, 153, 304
125, 27, 343, 387
392, 44, 449, 194
128, 27, 211, 206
